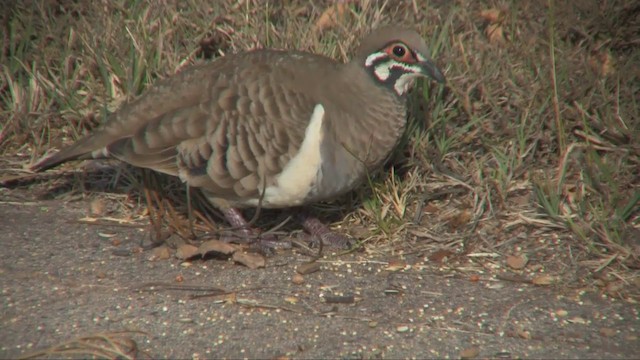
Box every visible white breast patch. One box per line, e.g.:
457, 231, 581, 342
247, 103, 325, 207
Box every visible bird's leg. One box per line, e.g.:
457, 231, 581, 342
220, 207, 290, 252
296, 212, 354, 249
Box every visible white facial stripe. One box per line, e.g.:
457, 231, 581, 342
394, 73, 420, 96
415, 52, 427, 62
365, 51, 387, 67
251, 104, 325, 207
374, 63, 390, 81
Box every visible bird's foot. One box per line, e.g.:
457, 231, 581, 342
297, 213, 354, 249
220, 207, 292, 254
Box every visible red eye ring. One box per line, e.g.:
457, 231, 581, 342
386, 43, 414, 63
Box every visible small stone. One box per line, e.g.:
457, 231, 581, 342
599, 327, 616, 337
506, 254, 528, 270
297, 261, 321, 275
460, 346, 480, 359
292, 273, 305, 285
396, 325, 409, 333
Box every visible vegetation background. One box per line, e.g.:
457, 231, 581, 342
1, 1, 638, 358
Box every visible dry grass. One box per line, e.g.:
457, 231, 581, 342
1, 0, 638, 298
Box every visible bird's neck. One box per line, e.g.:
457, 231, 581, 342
328, 63, 408, 170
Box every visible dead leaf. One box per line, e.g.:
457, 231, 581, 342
532, 274, 557, 286
292, 273, 305, 285
314, 2, 349, 32
447, 210, 471, 229
486, 23, 506, 45
386, 259, 408, 271
423, 203, 440, 214
198, 239, 238, 256
175, 274, 184, 282
588, 48, 615, 77
297, 261, 321, 275
232, 252, 265, 269
176, 244, 199, 259
479, 8, 507, 45
479, 8, 502, 22
90, 198, 106, 216
460, 346, 480, 359
429, 249, 454, 263
516, 328, 531, 339
149, 245, 172, 261
506, 254, 529, 270
599, 327, 616, 337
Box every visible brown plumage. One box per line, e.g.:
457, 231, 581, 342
32, 26, 445, 246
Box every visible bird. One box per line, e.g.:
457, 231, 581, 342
31, 26, 445, 249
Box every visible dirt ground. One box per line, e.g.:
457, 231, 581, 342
1, 189, 638, 359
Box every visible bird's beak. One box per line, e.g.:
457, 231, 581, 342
419, 59, 446, 83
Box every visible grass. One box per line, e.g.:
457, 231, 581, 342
1, 0, 638, 298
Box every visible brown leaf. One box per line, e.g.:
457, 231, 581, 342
599, 327, 616, 337
297, 261, 321, 275
479, 8, 502, 22
506, 254, 529, 270
314, 2, 349, 32
429, 249, 454, 263
198, 239, 238, 256
386, 259, 408, 271
588, 49, 615, 77
232, 252, 266, 269
447, 210, 471, 229
176, 244, 199, 259
292, 273, 305, 285
460, 346, 480, 359
532, 274, 557, 286
486, 23, 506, 45
90, 198, 106, 216
149, 245, 172, 261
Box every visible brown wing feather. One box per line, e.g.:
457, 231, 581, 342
101, 50, 325, 202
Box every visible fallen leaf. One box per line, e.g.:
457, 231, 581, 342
599, 327, 616, 337
506, 254, 529, 270
567, 316, 587, 324
149, 245, 172, 261
479, 8, 507, 45
486, 22, 506, 45
396, 325, 410, 333
284, 296, 298, 304
297, 261, 321, 275
198, 239, 238, 256
386, 259, 408, 271
429, 249, 454, 263
175, 274, 184, 282
460, 346, 480, 359
532, 274, 557, 286
447, 210, 471, 229
588, 48, 615, 77
314, 2, 349, 32
423, 203, 440, 213
292, 273, 305, 285
479, 8, 502, 22
176, 244, 199, 259
232, 252, 265, 269
516, 328, 531, 339
90, 198, 106, 216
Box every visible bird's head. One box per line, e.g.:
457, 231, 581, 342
354, 26, 445, 96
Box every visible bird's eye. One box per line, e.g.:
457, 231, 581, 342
392, 45, 407, 57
